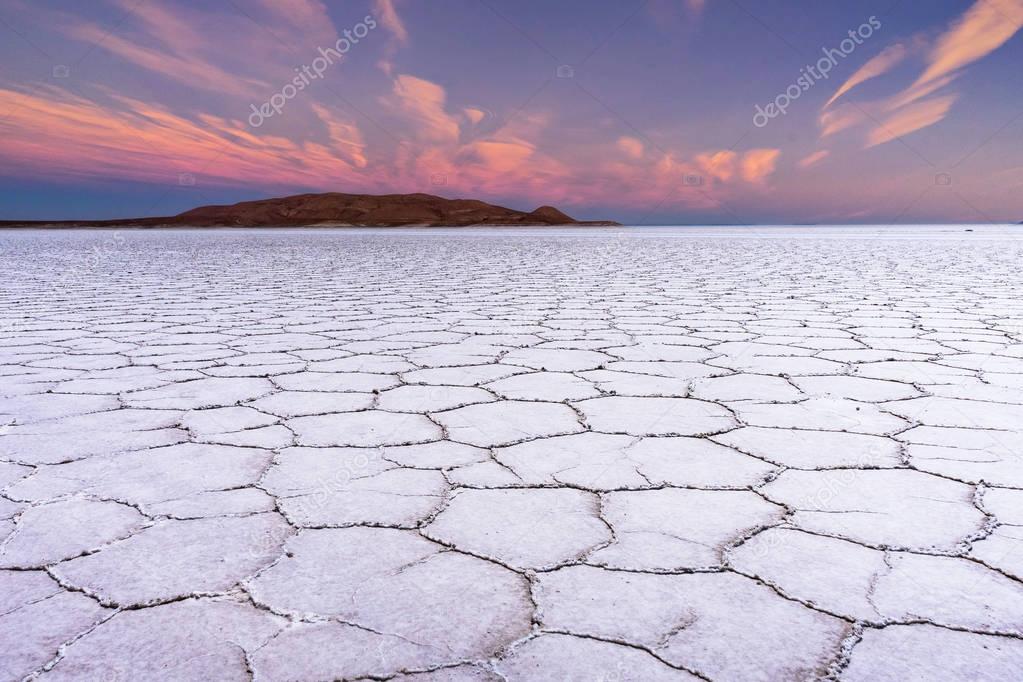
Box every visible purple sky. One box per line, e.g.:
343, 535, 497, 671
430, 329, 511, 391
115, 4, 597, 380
1, 0, 1022, 223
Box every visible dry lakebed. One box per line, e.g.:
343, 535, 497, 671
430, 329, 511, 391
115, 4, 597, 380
1, 225, 1022, 681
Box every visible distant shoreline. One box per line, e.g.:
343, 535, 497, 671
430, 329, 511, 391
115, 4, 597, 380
0, 222, 623, 229
1, 224, 1015, 233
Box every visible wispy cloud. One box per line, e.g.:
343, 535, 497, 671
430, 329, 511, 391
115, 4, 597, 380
866, 94, 958, 147
913, 0, 1023, 91
819, 106, 865, 138
253, 0, 338, 47
798, 150, 830, 168
862, 0, 1023, 145
372, 0, 409, 76
67, 22, 268, 97
311, 104, 368, 169
883, 73, 957, 111
824, 44, 908, 108
647, 0, 706, 32
55, 0, 345, 98
112, 0, 205, 51
0, 86, 369, 188
818, 0, 1023, 149
374, 0, 409, 44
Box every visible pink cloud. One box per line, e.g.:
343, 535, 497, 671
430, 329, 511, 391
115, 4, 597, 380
112, 0, 205, 52
67, 23, 268, 97
0, 86, 371, 190
820, 0, 1023, 149
798, 150, 830, 168
464, 107, 488, 126
254, 0, 338, 47
388, 74, 461, 143
819, 106, 866, 138
0, 57, 786, 219
617, 136, 645, 160
825, 44, 908, 109
470, 140, 536, 173
866, 94, 958, 147
863, 0, 1023, 146
884, 74, 958, 111
311, 104, 368, 169
696, 151, 737, 182
741, 149, 782, 184
914, 0, 1023, 91
53, 0, 357, 102
374, 0, 408, 44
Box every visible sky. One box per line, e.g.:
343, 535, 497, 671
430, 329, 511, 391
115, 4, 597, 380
1, 0, 1022, 224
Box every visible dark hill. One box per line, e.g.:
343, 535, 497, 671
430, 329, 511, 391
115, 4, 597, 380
1, 192, 620, 228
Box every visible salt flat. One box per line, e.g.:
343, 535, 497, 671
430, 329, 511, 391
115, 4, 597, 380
1, 226, 1022, 681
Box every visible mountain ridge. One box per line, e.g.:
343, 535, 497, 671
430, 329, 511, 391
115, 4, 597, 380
0, 192, 620, 227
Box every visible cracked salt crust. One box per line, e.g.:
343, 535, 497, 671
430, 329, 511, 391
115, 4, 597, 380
1, 228, 1023, 680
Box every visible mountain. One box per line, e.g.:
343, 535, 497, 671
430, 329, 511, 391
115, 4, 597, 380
0, 192, 620, 227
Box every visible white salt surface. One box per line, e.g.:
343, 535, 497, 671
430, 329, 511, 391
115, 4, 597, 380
1, 225, 1022, 680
